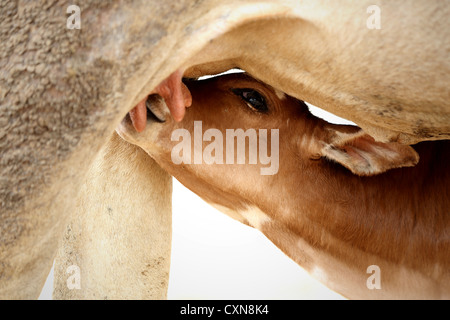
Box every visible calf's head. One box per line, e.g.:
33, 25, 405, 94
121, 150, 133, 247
117, 73, 418, 219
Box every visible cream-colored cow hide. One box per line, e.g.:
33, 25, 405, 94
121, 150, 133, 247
0, 0, 448, 299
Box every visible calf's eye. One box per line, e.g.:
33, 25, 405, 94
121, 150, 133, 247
231, 88, 268, 112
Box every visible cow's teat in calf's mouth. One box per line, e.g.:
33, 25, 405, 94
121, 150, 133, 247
128, 69, 192, 132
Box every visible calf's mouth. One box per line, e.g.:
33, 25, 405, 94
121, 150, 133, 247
127, 70, 193, 133
145, 94, 168, 123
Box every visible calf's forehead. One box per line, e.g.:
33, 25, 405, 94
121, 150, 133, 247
188, 74, 301, 113
190, 73, 272, 93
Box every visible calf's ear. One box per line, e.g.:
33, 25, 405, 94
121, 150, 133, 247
317, 125, 419, 176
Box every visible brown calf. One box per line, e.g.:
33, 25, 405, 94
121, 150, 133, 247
117, 73, 449, 299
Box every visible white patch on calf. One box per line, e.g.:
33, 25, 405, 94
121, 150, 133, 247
240, 206, 271, 230
311, 265, 329, 284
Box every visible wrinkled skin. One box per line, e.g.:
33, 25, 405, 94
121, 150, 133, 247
0, 0, 193, 299
1, 0, 449, 299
